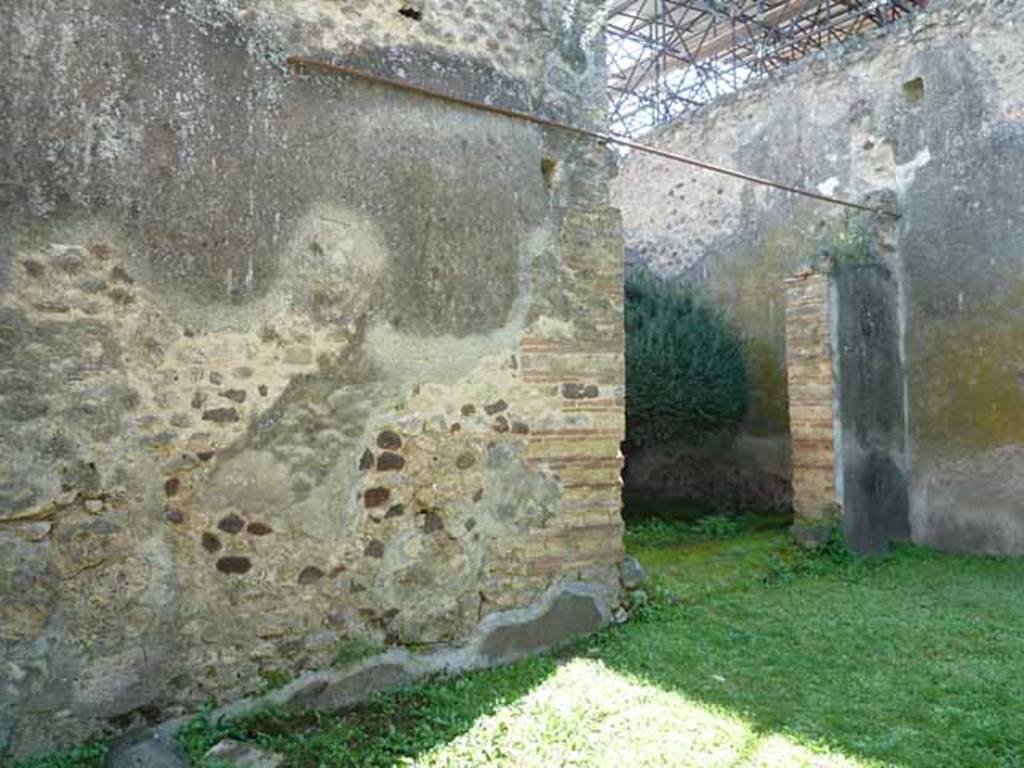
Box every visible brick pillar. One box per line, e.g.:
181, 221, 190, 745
481, 207, 626, 610
783, 271, 839, 541
521, 208, 626, 560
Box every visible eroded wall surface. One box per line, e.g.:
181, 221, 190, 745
614, 0, 1024, 553
0, 0, 625, 757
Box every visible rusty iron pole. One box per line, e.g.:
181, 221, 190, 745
286, 56, 899, 220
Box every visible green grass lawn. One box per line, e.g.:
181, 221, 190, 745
17, 523, 1024, 767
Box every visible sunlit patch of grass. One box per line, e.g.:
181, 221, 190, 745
407, 658, 869, 768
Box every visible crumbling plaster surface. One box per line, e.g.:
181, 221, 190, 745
613, 0, 1024, 553
0, 0, 626, 759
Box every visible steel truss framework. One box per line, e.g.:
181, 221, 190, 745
606, 0, 929, 137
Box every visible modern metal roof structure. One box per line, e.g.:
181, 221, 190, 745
606, 0, 929, 137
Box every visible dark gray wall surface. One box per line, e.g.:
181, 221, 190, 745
0, 0, 545, 337
835, 264, 910, 553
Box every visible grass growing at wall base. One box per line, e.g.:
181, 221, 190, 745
15, 527, 1024, 767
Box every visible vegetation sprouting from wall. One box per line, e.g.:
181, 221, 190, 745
817, 215, 879, 272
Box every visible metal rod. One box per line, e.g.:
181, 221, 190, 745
286, 56, 898, 219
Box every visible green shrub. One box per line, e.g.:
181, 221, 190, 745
625, 269, 749, 448
692, 514, 741, 539
623, 517, 691, 549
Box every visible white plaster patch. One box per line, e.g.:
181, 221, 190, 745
817, 176, 841, 197
286, 204, 388, 325
849, 127, 897, 193
529, 315, 575, 340
366, 321, 520, 386
895, 147, 932, 194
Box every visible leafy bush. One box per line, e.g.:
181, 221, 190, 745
623, 517, 691, 549
625, 269, 749, 448
692, 514, 741, 539
624, 512, 763, 550
759, 525, 859, 586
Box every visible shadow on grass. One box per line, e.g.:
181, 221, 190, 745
594, 534, 1024, 767
11, 656, 559, 768
173, 656, 560, 768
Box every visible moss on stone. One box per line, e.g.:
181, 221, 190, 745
913, 324, 1024, 451
330, 638, 381, 668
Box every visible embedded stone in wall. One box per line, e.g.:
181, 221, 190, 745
216, 556, 253, 575
364, 488, 390, 508
479, 591, 605, 663
376, 453, 405, 472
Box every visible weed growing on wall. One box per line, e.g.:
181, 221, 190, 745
821, 214, 877, 270
625, 269, 749, 448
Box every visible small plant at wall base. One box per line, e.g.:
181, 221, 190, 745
624, 268, 749, 449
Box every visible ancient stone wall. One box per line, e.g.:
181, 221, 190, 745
613, 0, 1024, 553
0, 0, 626, 759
